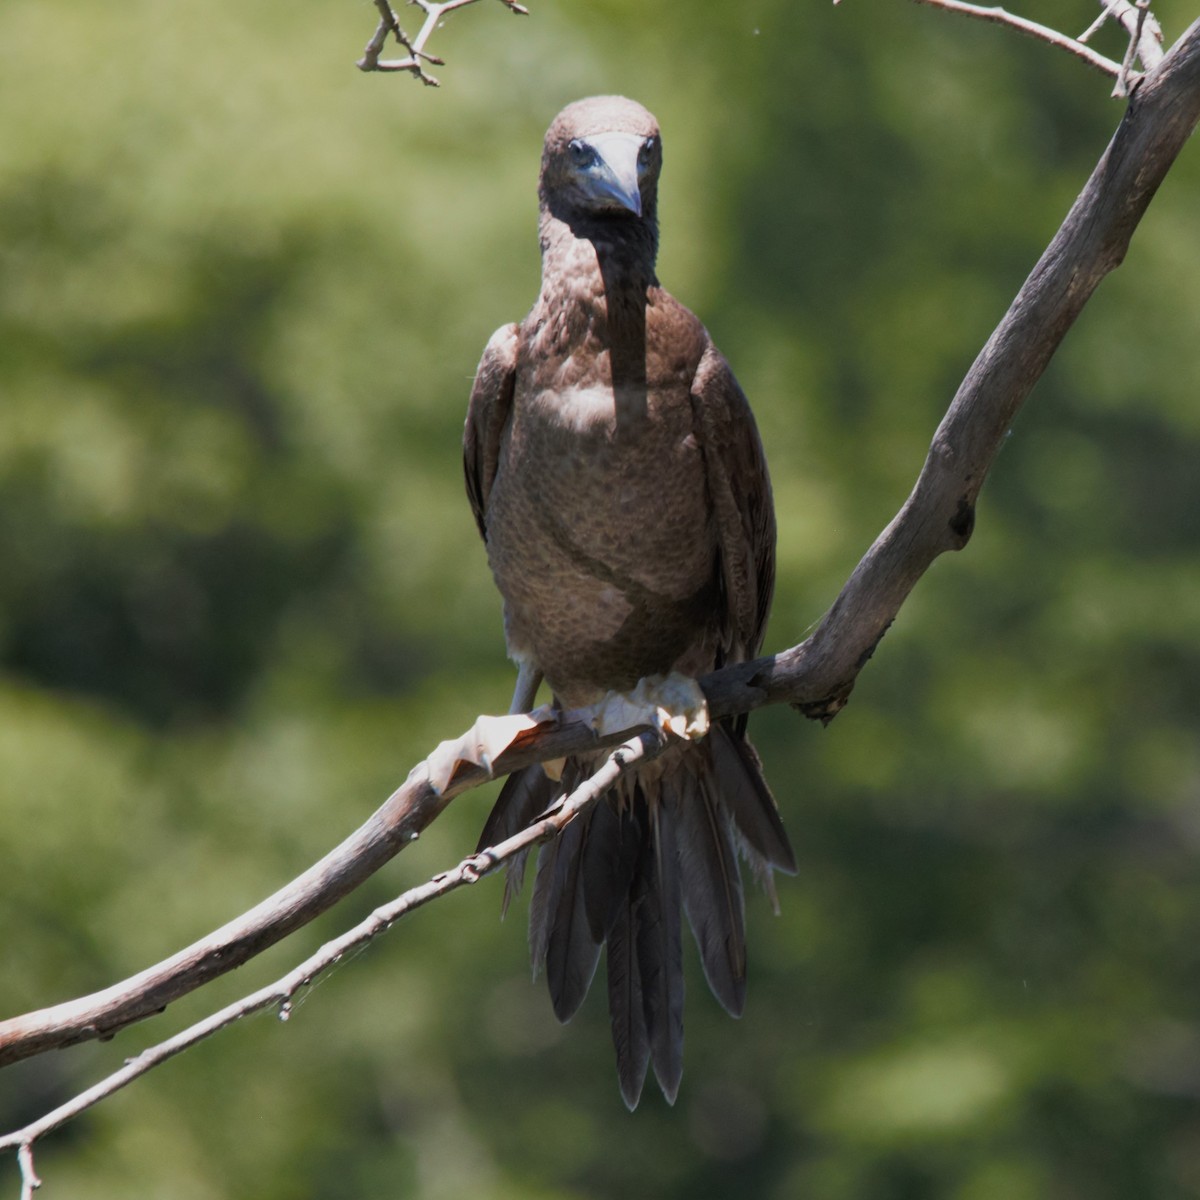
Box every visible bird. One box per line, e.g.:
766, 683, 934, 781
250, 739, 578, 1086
463, 95, 795, 1109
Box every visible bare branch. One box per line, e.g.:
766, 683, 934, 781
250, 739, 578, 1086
1111, 0, 1165, 95
1093, 0, 1165, 65
357, 0, 528, 85
865, 0, 1128, 78
16, 1146, 37, 1200
0, 731, 666, 1175
834, 0, 1173, 85
874, 0, 1169, 86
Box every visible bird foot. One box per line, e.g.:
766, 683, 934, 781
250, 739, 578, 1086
586, 672, 710, 742
426, 705, 557, 793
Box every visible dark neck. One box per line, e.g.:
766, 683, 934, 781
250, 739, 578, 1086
536, 207, 658, 431
538, 206, 659, 293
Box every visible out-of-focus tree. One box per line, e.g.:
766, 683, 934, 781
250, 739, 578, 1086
1, 2, 1199, 1197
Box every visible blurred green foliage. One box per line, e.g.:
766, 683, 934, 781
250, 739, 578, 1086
2, 1, 1199, 1196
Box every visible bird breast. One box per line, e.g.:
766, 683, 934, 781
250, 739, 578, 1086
484, 366, 719, 706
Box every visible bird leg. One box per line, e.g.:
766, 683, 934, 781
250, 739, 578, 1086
508, 661, 544, 715
508, 662, 562, 780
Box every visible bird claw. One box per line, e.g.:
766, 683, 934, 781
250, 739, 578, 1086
587, 672, 710, 742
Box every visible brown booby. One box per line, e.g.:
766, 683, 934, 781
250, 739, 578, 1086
464, 95, 796, 1108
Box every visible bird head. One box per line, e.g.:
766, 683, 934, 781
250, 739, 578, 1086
539, 96, 662, 228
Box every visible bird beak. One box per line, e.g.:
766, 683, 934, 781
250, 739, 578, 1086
585, 132, 644, 217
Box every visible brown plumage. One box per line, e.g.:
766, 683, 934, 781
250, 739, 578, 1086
464, 95, 795, 1108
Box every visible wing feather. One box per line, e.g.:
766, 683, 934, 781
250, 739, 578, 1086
463, 323, 519, 540
689, 344, 776, 666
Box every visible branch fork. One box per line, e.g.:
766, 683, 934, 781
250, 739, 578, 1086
357, 0, 528, 85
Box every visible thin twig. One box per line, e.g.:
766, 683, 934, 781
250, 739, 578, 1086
1080, 0, 1165, 66
1116, 1, 1148, 94
0, 730, 666, 1176
1113, 0, 1164, 95
1103, 0, 1165, 64
1079, 7, 1113, 43
357, 0, 528, 85
890, 0, 1127, 78
15, 1146, 37, 1200
360, 0, 405, 65
836, 0, 1165, 83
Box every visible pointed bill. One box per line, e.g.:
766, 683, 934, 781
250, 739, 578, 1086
586, 131, 645, 216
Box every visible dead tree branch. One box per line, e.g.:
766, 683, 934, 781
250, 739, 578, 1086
357, 0, 528, 85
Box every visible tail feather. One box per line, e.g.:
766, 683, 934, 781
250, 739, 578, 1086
476, 764, 558, 915
478, 726, 791, 1107
528, 760, 584, 978
581, 797, 642, 942
606, 898, 650, 1109
527, 820, 562, 976
544, 813, 602, 1020
666, 766, 747, 1017
711, 723, 797, 874
636, 796, 684, 1104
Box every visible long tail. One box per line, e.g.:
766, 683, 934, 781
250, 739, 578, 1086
476, 721, 796, 1108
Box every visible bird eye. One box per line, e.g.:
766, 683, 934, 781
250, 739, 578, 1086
568, 139, 595, 167
637, 137, 657, 171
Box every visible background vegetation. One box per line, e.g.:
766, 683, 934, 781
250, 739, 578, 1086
2, 2, 1199, 1196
